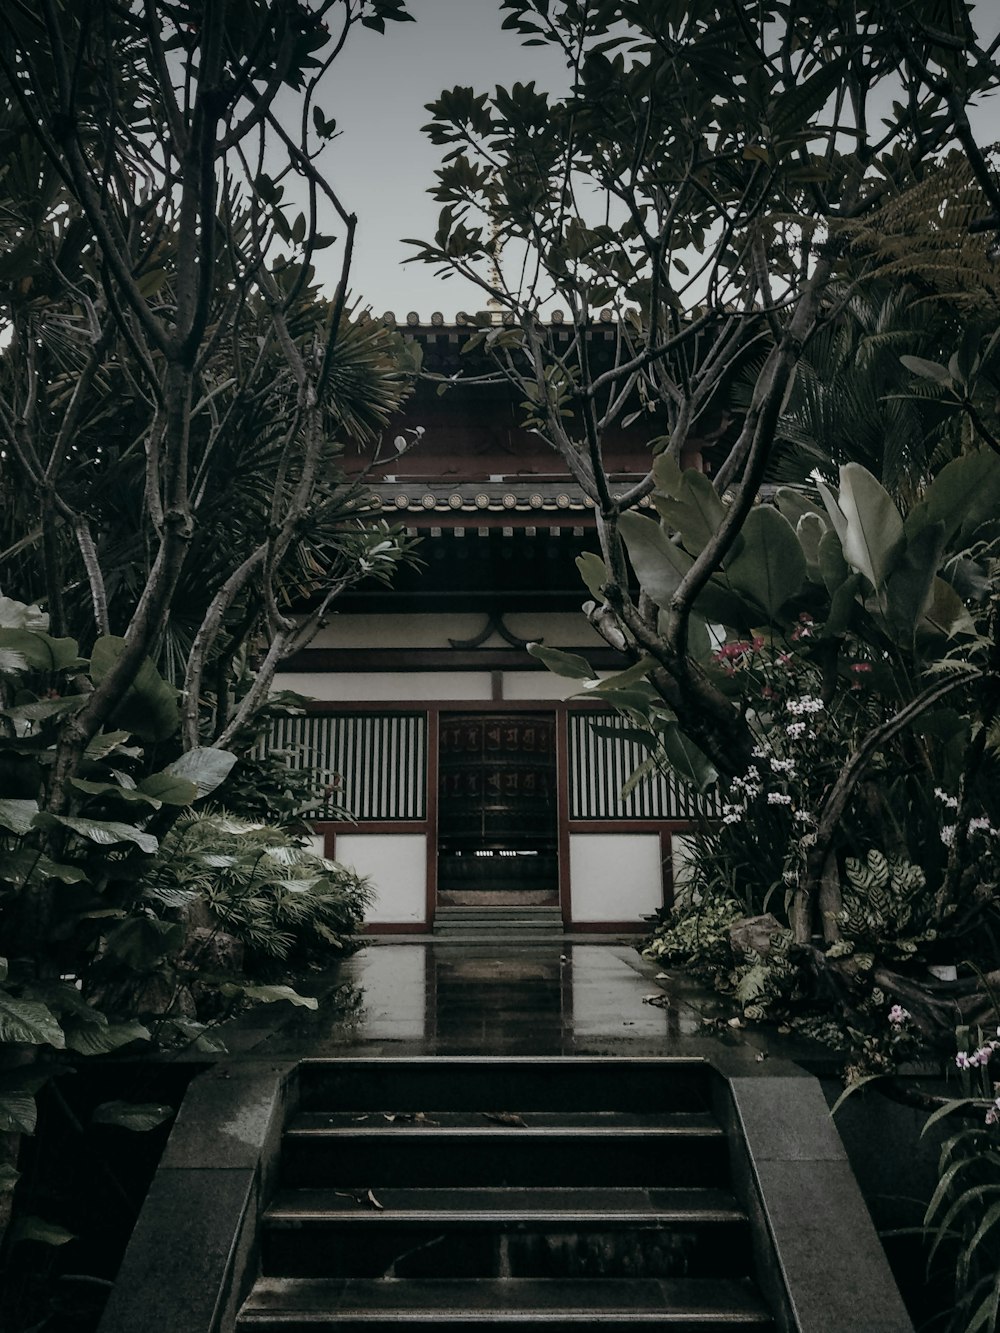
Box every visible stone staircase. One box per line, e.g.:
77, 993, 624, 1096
432, 905, 565, 941
237, 1057, 774, 1331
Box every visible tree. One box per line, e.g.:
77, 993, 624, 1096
0, 0, 417, 795
407, 0, 1000, 965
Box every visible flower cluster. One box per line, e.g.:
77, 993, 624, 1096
888, 1004, 910, 1026
786, 695, 825, 715
955, 1033, 1000, 1070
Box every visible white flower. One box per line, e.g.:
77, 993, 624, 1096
722, 803, 744, 825
770, 758, 796, 775
793, 810, 814, 824
940, 824, 957, 847
767, 792, 792, 805
968, 817, 993, 836
786, 721, 809, 740
934, 787, 960, 811
787, 696, 825, 716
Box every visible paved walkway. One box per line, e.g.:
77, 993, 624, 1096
217, 938, 824, 1067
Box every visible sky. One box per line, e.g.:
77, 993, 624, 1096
304, 1, 1000, 322
314, 0, 568, 319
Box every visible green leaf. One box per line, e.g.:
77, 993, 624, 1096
138, 770, 199, 807
817, 527, 850, 594
652, 469, 726, 555
659, 722, 718, 792
900, 354, 951, 383
652, 452, 683, 498
618, 510, 692, 607
884, 521, 947, 638
222, 982, 318, 1010
0, 798, 39, 834
578, 657, 656, 693
0, 1091, 37, 1134
33, 813, 158, 854
526, 643, 594, 680
837, 463, 904, 590
90, 637, 180, 742
576, 552, 608, 600
65, 1019, 151, 1056
0, 850, 85, 886
920, 577, 976, 639
796, 512, 827, 582
105, 916, 184, 969
0, 992, 65, 1047
0, 629, 82, 672
84, 730, 137, 761
70, 778, 162, 809
166, 747, 238, 798
829, 1075, 885, 1118
775, 487, 826, 529
91, 1101, 173, 1132
910, 450, 1000, 548
724, 506, 806, 619
10, 1215, 74, 1247
4, 695, 86, 722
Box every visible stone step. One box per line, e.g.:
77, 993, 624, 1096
261, 1187, 751, 1280
296, 1057, 712, 1116
237, 1276, 775, 1330
280, 1118, 728, 1190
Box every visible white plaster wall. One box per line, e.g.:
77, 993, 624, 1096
569, 833, 663, 922
306, 611, 600, 650
305, 833, 328, 861
334, 833, 427, 924
273, 671, 493, 701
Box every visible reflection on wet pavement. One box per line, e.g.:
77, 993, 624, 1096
238, 940, 725, 1059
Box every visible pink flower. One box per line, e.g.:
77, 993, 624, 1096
888, 1005, 909, 1026
850, 662, 872, 673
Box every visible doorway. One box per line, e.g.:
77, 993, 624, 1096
437, 712, 558, 905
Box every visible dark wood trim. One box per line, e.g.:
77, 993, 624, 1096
425, 715, 440, 923
316, 820, 428, 836
283, 647, 627, 672
567, 819, 697, 834
555, 706, 572, 925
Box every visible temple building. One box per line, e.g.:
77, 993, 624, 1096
272, 314, 720, 933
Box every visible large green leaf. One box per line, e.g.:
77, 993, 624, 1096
724, 506, 806, 620
65, 1018, 151, 1056
775, 487, 826, 529
0, 850, 86, 886
71, 778, 162, 809
909, 450, 1000, 548
837, 463, 904, 590
796, 513, 827, 582
0, 798, 39, 834
0, 992, 65, 1047
0, 597, 48, 631
89, 636, 180, 742
33, 813, 158, 854
526, 644, 594, 680
885, 521, 947, 639
651, 469, 726, 555
3, 695, 86, 722
920, 578, 976, 639
575, 552, 608, 600
166, 747, 238, 798
578, 657, 656, 693
618, 510, 692, 607
222, 982, 318, 1010
659, 723, 718, 792
91, 1100, 172, 1131
817, 527, 850, 593
10, 1215, 75, 1246
105, 916, 184, 969
0, 1093, 36, 1134
138, 770, 199, 807
0, 629, 82, 672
